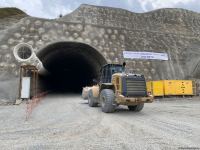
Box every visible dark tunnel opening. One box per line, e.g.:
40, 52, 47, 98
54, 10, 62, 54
37, 42, 106, 93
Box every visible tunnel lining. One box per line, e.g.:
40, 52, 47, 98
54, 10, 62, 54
37, 42, 107, 93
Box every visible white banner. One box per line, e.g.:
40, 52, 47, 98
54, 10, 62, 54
123, 51, 168, 60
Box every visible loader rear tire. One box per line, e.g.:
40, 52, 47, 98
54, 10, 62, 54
88, 90, 98, 107
128, 103, 144, 112
100, 89, 115, 113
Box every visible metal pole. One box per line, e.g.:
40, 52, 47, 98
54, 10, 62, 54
18, 66, 22, 99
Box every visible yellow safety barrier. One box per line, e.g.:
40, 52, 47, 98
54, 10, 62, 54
147, 80, 196, 97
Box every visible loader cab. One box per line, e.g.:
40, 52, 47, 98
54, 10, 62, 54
100, 64, 123, 83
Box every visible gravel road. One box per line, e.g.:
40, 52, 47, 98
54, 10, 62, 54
0, 94, 200, 150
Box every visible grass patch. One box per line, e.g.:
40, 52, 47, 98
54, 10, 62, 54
0, 7, 27, 18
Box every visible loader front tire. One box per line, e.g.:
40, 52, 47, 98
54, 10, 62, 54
128, 103, 144, 112
100, 89, 115, 113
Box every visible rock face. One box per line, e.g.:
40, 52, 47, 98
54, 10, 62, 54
0, 8, 27, 31
0, 4, 200, 102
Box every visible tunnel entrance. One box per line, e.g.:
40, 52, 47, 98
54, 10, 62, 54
37, 42, 106, 93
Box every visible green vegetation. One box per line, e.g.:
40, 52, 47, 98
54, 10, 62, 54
0, 7, 27, 18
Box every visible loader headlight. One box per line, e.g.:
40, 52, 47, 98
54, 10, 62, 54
147, 91, 152, 97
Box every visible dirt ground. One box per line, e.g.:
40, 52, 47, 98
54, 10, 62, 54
0, 94, 200, 150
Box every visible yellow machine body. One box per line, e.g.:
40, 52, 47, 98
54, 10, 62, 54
84, 64, 154, 113
111, 73, 153, 105
111, 73, 123, 95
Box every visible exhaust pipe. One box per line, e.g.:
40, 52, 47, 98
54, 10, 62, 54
13, 43, 48, 75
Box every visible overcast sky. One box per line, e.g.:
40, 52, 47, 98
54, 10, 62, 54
0, 0, 199, 19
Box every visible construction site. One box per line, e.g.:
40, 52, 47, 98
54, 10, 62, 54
0, 3, 200, 150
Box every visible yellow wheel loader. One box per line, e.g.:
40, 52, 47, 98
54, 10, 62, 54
87, 64, 153, 113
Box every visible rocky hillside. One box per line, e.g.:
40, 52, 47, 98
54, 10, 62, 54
60, 4, 200, 36
0, 8, 27, 31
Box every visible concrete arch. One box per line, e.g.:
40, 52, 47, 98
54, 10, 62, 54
37, 41, 107, 93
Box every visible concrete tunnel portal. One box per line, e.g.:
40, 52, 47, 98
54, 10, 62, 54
37, 42, 107, 93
